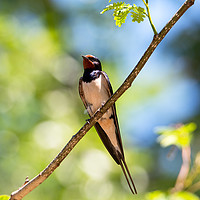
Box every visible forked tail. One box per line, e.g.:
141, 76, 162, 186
119, 159, 137, 195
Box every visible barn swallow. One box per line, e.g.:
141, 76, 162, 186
79, 55, 137, 194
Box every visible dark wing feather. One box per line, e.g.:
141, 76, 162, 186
100, 71, 124, 158
94, 123, 121, 164
79, 77, 88, 111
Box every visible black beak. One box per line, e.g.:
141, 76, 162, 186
82, 55, 88, 60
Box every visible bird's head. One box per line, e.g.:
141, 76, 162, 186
82, 55, 102, 71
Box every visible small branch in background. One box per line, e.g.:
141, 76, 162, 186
186, 152, 200, 192
9, 0, 195, 199
171, 146, 191, 192
142, 0, 157, 35
187, 181, 200, 193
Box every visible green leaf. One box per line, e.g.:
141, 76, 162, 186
131, 5, 146, 23
101, 2, 146, 27
0, 195, 10, 200
146, 190, 167, 200
155, 123, 197, 148
101, 2, 124, 14
169, 191, 199, 200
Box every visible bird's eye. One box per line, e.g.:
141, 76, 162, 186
89, 57, 96, 62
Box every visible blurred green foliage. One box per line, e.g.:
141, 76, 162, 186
0, 196, 10, 200
155, 123, 197, 148
146, 190, 199, 200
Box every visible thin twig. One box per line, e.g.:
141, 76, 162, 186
142, 0, 157, 35
9, 0, 195, 199
171, 146, 191, 192
187, 181, 200, 193
186, 152, 200, 191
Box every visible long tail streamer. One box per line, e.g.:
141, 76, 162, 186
119, 159, 137, 194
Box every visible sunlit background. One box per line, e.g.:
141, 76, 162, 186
0, 0, 199, 199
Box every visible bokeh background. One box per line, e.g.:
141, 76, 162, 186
0, 0, 199, 199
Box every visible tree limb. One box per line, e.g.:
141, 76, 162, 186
9, 0, 195, 199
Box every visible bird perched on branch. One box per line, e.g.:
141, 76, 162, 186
79, 54, 137, 194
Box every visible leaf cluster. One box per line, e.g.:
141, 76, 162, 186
101, 2, 146, 27
155, 123, 197, 148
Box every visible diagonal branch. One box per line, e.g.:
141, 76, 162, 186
9, 0, 195, 199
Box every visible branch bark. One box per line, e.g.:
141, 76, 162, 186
9, 0, 195, 199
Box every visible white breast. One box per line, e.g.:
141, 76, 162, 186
82, 74, 119, 149
82, 74, 109, 116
